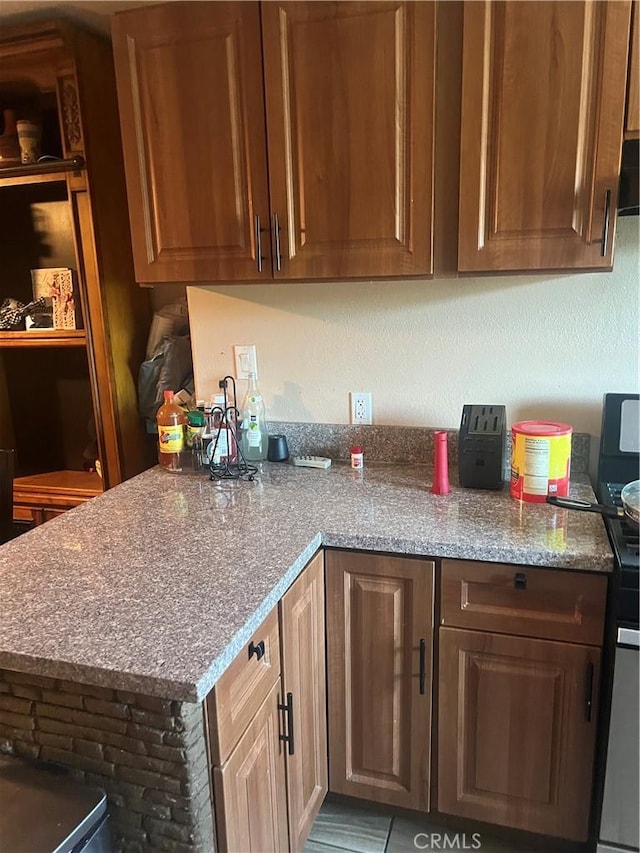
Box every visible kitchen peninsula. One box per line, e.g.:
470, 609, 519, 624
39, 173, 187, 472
0, 461, 614, 851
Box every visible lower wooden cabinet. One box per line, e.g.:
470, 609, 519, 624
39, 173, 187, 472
207, 550, 327, 852
326, 550, 434, 810
213, 679, 289, 852
280, 551, 328, 850
437, 627, 601, 841
207, 548, 607, 849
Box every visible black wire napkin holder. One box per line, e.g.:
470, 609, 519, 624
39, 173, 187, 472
208, 375, 258, 481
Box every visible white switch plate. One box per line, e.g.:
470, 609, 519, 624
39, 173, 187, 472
350, 391, 372, 425
234, 345, 257, 379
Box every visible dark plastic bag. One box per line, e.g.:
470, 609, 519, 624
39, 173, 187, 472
138, 334, 193, 421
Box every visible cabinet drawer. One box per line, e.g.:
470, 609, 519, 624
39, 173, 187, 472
13, 506, 35, 523
440, 560, 607, 646
206, 608, 280, 765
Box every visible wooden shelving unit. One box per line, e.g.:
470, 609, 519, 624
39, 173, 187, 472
0, 330, 87, 348
0, 19, 154, 532
13, 470, 103, 526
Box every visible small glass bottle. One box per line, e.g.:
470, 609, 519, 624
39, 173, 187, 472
211, 394, 238, 465
186, 409, 206, 470
156, 390, 187, 472
240, 372, 268, 462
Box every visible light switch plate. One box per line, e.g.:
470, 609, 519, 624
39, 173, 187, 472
234, 345, 257, 379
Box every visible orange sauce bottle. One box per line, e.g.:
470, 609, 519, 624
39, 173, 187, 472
156, 390, 187, 472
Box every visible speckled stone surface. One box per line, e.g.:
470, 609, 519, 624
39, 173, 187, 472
0, 462, 612, 701
271, 422, 591, 473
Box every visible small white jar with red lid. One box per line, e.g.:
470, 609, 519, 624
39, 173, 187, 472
350, 446, 364, 469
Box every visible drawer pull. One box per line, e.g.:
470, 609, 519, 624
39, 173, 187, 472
278, 692, 295, 755
419, 639, 426, 695
514, 572, 527, 590
584, 662, 594, 722
248, 640, 265, 661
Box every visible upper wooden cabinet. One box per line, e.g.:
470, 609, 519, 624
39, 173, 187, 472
626, 1, 640, 138
458, 1, 633, 272
261, 2, 435, 279
111, 3, 271, 284
111, 1, 436, 283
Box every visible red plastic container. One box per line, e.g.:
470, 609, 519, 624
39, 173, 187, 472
431, 430, 451, 495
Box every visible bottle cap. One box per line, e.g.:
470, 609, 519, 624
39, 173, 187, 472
163, 390, 173, 401
350, 446, 363, 454
187, 410, 206, 427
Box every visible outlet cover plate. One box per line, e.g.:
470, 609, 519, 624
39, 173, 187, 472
350, 391, 372, 425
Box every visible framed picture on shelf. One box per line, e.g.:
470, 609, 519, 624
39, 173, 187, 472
30, 267, 80, 330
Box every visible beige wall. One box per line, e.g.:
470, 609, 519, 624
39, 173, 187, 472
187, 218, 640, 436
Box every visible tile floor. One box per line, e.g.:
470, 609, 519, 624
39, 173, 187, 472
304, 798, 567, 853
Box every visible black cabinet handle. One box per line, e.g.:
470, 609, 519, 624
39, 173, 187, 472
419, 639, 426, 695
514, 572, 527, 590
584, 661, 594, 722
248, 640, 265, 661
278, 692, 295, 755
255, 215, 265, 273
601, 189, 611, 257
273, 213, 282, 272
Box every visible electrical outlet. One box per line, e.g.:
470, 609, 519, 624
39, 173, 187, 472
350, 392, 372, 425
233, 345, 257, 379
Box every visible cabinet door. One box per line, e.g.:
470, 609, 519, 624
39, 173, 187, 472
261, 2, 436, 279
627, 2, 639, 137
326, 550, 433, 810
458, 1, 632, 271
280, 551, 327, 851
213, 680, 289, 853
438, 627, 601, 841
112, 2, 272, 283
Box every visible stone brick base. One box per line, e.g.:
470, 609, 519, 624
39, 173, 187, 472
0, 669, 214, 852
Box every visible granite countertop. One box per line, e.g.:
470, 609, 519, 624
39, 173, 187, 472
0, 462, 613, 701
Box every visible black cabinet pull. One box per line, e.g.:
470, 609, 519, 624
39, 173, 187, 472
255, 214, 265, 273
248, 640, 265, 661
273, 213, 282, 272
601, 189, 611, 257
419, 639, 426, 695
584, 661, 594, 722
514, 572, 527, 590
278, 692, 295, 755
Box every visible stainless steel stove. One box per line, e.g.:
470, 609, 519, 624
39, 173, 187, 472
596, 393, 639, 853
596, 395, 640, 628
601, 482, 639, 564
